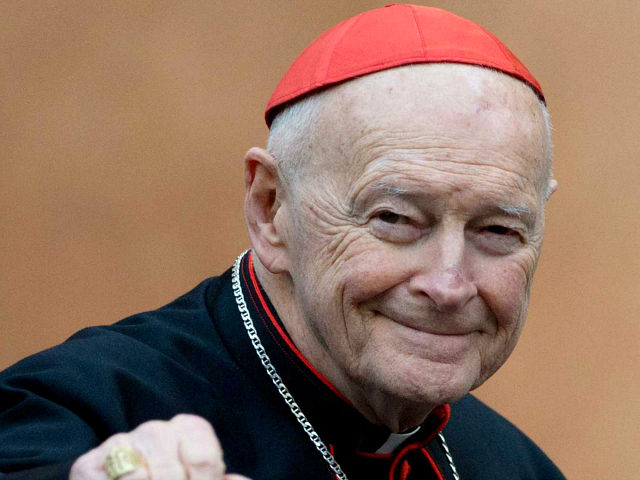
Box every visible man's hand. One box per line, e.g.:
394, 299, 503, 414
69, 414, 250, 480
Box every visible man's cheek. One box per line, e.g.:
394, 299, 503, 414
342, 262, 410, 305
487, 277, 529, 332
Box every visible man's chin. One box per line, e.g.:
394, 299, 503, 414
357, 375, 472, 431
364, 363, 477, 410
395, 380, 472, 407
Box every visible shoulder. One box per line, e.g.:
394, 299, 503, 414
2, 276, 219, 378
62, 274, 227, 369
443, 394, 566, 479
0, 273, 241, 473
0, 273, 244, 410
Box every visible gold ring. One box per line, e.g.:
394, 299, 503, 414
105, 445, 144, 480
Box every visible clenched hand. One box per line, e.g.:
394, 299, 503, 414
69, 414, 249, 480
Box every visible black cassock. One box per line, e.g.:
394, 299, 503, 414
0, 252, 565, 480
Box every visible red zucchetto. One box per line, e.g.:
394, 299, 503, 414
265, 4, 543, 126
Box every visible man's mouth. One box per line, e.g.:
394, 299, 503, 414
373, 309, 479, 336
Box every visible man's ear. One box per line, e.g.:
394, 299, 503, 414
243, 147, 289, 274
545, 178, 559, 201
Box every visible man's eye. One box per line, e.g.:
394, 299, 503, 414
377, 211, 406, 224
369, 210, 420, 243
473, 225, 523, 254
485, 225, 515, 235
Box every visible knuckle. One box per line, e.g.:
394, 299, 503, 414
171, 413, 214, 433
132, 419, 167, 436
180, 439, 221, 464
105, 432, 131, 447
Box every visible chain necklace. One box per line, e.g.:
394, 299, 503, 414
231, 251, 460, 480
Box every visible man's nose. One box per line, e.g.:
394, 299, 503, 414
408, 231, 477, 313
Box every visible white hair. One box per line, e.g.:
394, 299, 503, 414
539, 102, 555, 200
267, 92, 325, 186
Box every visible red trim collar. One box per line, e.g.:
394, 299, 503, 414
247, 252, 351, 403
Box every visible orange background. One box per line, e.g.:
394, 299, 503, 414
2, 2, 639, 478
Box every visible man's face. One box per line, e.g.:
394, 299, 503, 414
276, 64, 552, 423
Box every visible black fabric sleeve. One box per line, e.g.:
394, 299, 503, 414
0, 461, 74, 480
0, 321, 217, 475
0, 343, 105, 475
0, 278, 238, 477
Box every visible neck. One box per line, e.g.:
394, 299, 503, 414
252, 256, 435, 433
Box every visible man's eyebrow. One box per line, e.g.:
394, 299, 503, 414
371, 182, 409, 197
371, 183, 534, 218
497, 204, 533, 218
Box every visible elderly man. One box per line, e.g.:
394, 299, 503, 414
0, 5, 563, 480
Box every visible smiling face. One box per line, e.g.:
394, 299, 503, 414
255, 64, 554, 430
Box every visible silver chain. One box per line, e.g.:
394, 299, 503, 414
232, 252, 348, 480
438, 433, 460, 480
231, 251, 460, 480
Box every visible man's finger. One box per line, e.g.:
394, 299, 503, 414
172, 414, 225, 480
70, 433, 149, 480
69, 415, 231, 480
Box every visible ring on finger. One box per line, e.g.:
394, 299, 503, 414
105, 445, 145, 480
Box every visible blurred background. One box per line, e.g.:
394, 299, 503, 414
2, 1, 639, 477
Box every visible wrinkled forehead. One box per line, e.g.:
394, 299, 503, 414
309, 64, 550, 186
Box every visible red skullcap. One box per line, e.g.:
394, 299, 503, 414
265, 4, 543, 126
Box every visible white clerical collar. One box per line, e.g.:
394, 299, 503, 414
374, 426, 421, 454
